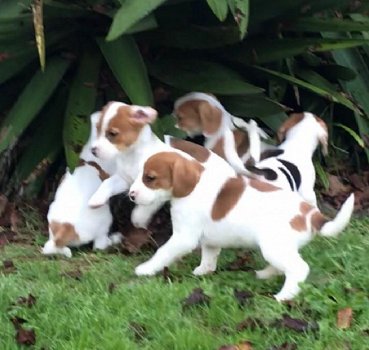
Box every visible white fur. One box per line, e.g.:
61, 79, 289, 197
129, 152, 354, 301
43, 113, 122, 258
252, 112, 328, 206
174, 92, 270, 173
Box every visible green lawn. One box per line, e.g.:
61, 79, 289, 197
1, 218, 369, 350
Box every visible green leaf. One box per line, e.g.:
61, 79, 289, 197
335, 123, 365, 148
97, 36, 154, 106
151, 115, 186, 140
63, 45, 101, 171
283, 18, 369, 32
148, 58, 264, 95
0, 56, 71, 153
106, 0, 166, 41
251, 65, 362, 114
14, 87, 67, 182
314, 160, 330, 190
206, 0, 228, 21
222, 38, 369, 65
228, 0, 249, 39
318, 64, 357, 82
126, 14, 158, 34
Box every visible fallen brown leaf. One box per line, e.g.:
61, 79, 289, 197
234, 289, 253, 307
236, 318, 264, 332
121, 228, 153, 253
182, 288, 211, 309
325, 175, 351, 197
17, 294, 37, 308
218, 341, 253, 350
278, 315, 319, 332
337, 307, 353, 329
10, 316, 27, 328
16, 327, 36, 346
108, 282, 116, 294
225, 252, 253, 271
2, 259, 16, 274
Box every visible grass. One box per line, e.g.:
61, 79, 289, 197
1, 214, 369, 350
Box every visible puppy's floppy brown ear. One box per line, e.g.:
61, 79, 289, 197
198, 102, 222, 136
276, 113, 305, 143
130, 106, 158, 125
172, 157, 204, 198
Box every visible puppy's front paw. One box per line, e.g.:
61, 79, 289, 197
62, 247, 72, 258
135, 262, 157, 276
110, 232, 123, 244
131, 209, 149, 229
192, 265, 214, 276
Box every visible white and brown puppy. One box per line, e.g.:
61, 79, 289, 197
88, 101, 230, 229
129, 151, 354, 301
43, 113, 121, 258
249, 112, 328, 206
173, 92, 269, 174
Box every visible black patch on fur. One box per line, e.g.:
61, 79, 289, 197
277, 159, 301, 190
260, 149, 285, 161
246, 165, 278, 181
278, 166, 295, 191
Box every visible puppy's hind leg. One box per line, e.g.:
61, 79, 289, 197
260, 240, 309, 301
193, 245, 221, 275
255, 264, 282, 280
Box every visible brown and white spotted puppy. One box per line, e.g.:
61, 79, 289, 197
88, 101, 231, 229
129, 151, 354, 301
43, 112, 121, 258
248, 112, 329, 206
173, 92, 270, 174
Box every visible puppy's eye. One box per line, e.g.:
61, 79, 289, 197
144, 174, 156, 183
106, 130, 118, 139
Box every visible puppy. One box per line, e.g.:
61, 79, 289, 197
88, 101, 229, 229
129, 151, 354, 301
42, 112, 121, 258
248, 112, 328, 206
173, 92, 269, 174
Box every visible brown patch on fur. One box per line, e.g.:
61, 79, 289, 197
315, 115, 329, 155
106, 106, 148, 150
211, 176, 245, 221
249, 179, 280, 192
143, 152, 204, 198
277, 113, 305, 143
311, 211, 329, 231
49, 221, 79, 247
300, 201, 314, 215
169, 138, 210, 163
233, 130, 249, 157
79, 159, 110, 181
211, 137, 226, 160
290, 215, 307, 232
175, 100, 222, 135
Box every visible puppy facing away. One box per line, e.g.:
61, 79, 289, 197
173, 92, 270, 174
88, 101, 232, 230
129, 151, 354, 301
248, 112, 328, 206
42, 112, 122, 258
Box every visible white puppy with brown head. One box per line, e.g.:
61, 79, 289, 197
129, 151, 354, 301
42, 113, 121, 258
249, 112, 328, 206
174, 92, 269, 174
88, 101, 230, 229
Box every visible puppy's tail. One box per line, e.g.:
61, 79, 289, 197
312, 193, 354, 237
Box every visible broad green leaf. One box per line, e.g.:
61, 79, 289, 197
63, 45, 101, 170
106, 0, 167, 41
98, 36, 153, 106
251, 65, 361, 114
222, 38, 369, 65
0, 56, 71, 153
294, 67, 337, 91
207, 0, 228, 21
335, 123, 365, 148
318, 64, 356, 82
139, 25, 240, 49
151, 115, 186, 140
228, 0, 249, 39
126, 14, 158, 34
148, 58, 263, 95
0, 0, 32, 18
284, 18, 369, 33
314, 160, 330, 190
14, 87, 66, 182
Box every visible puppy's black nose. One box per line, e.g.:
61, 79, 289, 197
91, 147, 97, 156
129, 191, 136, 202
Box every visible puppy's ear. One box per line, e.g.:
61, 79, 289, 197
277, 113, 305, 143
315, 117, 329, 156
172, 157, 204, 198
130, 106, 158, 125
198, 102, 222, 136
